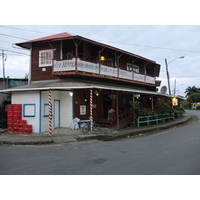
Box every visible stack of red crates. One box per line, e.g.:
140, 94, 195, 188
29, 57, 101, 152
7, 104, 32, 134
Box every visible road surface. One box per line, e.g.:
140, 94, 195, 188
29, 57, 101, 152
0, 110, 200, 175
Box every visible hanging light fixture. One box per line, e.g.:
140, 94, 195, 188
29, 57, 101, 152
94, 90, 99, 96
100, 56, 105, 61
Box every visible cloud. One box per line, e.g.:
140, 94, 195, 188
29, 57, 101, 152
0, 55, 29, 78
1, 25, 200, 96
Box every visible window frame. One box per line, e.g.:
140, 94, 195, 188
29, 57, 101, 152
23, 104, 36, 117
101, 59, 113, 67
126, 63, 139, 73
39, 49, 53, 67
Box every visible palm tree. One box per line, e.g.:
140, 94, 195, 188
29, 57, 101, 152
185, 86, 200, 97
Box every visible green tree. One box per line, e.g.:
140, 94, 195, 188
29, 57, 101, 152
24, 73, 29, 79
187, 93, 200, 103
185, 86, 200, 97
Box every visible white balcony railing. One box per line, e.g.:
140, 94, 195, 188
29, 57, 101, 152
54, 58, 76, 71
78, 59, 99, 74
119, 69, 132, 80
53, 58, 156, 85
146, 75, 155, 84
100, 64, 118, 77
134, 73, 145, 83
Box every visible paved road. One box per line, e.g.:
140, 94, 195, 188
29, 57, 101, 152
0, 110, 200, 175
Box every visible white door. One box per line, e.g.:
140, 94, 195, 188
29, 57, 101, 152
54, 100, 60, 128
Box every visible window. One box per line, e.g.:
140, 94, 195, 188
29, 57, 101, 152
101, 59, 113, 67
43, 104, 49, 117
23, 104, 36, 117
126, 63, 139, 73
39, 49, 53, 67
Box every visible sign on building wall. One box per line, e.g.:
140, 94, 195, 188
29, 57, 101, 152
80, 105, 86, 115
172, 98, 178, 106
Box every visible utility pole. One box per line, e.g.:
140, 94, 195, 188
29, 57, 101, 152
165, 56, 184, 96
165, 58, 171, 95
1, 50, 6, 90
174, 79, 176, 96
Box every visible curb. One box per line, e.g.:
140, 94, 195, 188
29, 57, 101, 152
0, 115, 196, 145
0, 140, 55, 145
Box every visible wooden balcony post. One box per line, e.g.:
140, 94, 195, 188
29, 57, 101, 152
75, 43, 78, 71
60, 41, 63, 60
117, 53, 123, 79
73, 39, 82, 72
151, 95, 154, 110
116, 92, 119, 130
99, 47, 105, 75
98, 50, 101, 74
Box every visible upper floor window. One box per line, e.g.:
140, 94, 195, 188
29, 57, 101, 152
101, 59, 113, 67
39, 49, 53, 67
126, 63, 139, 73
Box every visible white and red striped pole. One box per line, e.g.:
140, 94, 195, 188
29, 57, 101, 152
90, 89, 93, 132
48, 90, 53, 135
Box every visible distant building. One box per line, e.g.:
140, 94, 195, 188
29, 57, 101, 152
0, 78, 28, 127
191, 102, 200, 110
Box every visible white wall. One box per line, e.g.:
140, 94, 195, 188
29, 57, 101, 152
12, 91, 40, 133
41, 91, 73, 133
60, 91, 73, 127
11, 90, 73, 133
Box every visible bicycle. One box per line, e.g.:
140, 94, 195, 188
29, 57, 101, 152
82, 121, 100, 134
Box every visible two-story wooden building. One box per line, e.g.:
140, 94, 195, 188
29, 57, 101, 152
1, 32, 164, 134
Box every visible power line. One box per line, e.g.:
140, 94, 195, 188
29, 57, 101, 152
96, 39, 200, 54
0, 25, 55, 35
0, 32, 65, 50
0, 48, 29, 56
1, 29, 200, 54
0, 33, 29, 41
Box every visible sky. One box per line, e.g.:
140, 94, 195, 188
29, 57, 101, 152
1, 24, 200, 97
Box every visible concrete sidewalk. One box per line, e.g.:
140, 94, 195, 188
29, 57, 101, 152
0, 113, 194, 145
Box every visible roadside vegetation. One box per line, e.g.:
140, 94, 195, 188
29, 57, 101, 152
182, 86, 200, 109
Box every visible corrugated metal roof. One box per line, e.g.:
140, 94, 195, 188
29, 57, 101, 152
16, 32, 73, 48
15, 32, 157, 64
0, 80, 171, 97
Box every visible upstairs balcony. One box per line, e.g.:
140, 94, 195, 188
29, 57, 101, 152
53, 58, 156, 85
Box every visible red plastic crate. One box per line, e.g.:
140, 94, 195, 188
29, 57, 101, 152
13, 116, 21, 120
13, 110, 21, 114
18, 127, 23, 133
7, 127, 14, 132
7, 116, 13, 120
7, 118, 13, 123
13, 120, 19, 125
13, 104, 22, 108
7, 110, 14, 117
18, 120, 27, 125
22, 127, 32, 134
7, 124, 13, 128
13, 127, 19, 133
7, 104, 13, 109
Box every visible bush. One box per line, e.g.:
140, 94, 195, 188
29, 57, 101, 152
187, 93, 200, 103
181, 101, 191, 109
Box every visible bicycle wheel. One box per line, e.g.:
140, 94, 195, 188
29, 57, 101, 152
93, 124, 100, 132
82, 125, 89, 134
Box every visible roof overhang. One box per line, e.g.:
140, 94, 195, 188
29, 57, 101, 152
15, 33, 158, 65
0, 80, 172, 98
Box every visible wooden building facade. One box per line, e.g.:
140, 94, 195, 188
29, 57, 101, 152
1, 32, 164, 133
